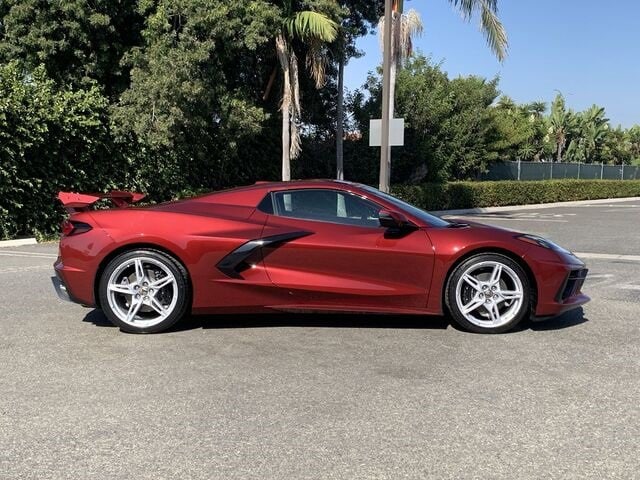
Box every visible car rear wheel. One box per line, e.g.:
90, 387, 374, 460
446, 253, 531, 334
98, 249, 190, 333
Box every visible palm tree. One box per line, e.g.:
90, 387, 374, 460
275, 1, 338, 181
566, 105, 609, 163
377, 0, 507, 191
548, 93, 576, 162
377, 2, 423, 121
496, 95, 517, 113
526, 101, 547, 119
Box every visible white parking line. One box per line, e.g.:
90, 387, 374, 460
0, 250, 57, 259
446, 216, 568, 223
0, 265, 53, 274
575, 252, 640, 262
575, 204, 640, 208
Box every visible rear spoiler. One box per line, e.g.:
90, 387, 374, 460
57, 190, 146, 213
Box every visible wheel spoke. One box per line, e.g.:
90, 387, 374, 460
499, 289, 522, 301
488, 302, 502, 324
461, 296, 485, 314
125, 298, 143, 323
149, 296, 168, 317
462, 274, 482, 291
134, 258, 145, 283
489, 264, 503, 285
108, 283, 132, 295
150, 275, 173, 289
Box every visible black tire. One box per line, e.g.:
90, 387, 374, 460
98, 248, 190, 333
445, 253, 531, 334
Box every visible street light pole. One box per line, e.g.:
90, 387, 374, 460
379, 0, 393, 192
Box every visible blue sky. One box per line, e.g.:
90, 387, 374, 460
344, 0, 640, 127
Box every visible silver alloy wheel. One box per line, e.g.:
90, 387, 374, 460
106, 256, 178, 328
454, 260, 524, 328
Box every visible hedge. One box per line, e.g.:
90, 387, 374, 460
391, 179, 640, 211
4, 179, 640, 239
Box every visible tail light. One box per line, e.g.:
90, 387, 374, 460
61, 219, 93, 236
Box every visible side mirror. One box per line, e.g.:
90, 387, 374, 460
378, 209, 413, 229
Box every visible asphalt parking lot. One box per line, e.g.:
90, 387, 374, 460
1, 199, 639, 480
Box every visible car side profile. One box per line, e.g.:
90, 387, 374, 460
52, 180, 589, 334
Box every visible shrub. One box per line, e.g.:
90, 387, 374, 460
391, 179, 640, 211
0, 62, 136, 239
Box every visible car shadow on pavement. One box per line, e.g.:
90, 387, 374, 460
528, 307, 588, 331
82, 309, 450, 331
192, 313, 451, 331
82, 307, 588, 333
82, 309, 115, 327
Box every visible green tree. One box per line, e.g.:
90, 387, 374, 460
0, 0, 143, 97
113, 0, 282, 196
547, 93, 576, 162
375, 0, 508, 191
601, 125, 632, 165
565, 105, 609, 163
348, 55, 501, 183
0, 62, 127, 238
490, 96, 547, 161
491, 96, 536, 161
627, 125, 640, 164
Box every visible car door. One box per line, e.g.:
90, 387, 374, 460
259, 188, 435, 310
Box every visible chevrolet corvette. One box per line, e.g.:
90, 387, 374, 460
52, 180, 589, 334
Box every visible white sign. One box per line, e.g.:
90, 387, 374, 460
369, 118, 405, 147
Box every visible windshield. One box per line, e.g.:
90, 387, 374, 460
360, 185, 451, 228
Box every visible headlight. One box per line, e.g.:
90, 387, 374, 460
516, 234, 573, 255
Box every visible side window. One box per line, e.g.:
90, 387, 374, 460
272, 189, 381, 228
257, 194, 274, 214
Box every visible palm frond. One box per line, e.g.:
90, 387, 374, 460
479, 3, 507, 61
378, 9, 424, 66
306, 38, 329, 88
285, 11, 338, 42
290, 120, 302, 160
449, 0, 507, 61
290, 49, 301, 119
399, 9, 423, 65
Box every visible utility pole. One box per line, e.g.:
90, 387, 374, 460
336, 51, 344, 181
379, 0, 393, 192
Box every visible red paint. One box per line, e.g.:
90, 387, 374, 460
55, 180, 589, 318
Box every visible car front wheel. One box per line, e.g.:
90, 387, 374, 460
446, 253, 531, 334
98, 249, 190, 333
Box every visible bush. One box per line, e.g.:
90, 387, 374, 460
0, 62, 139, 239
392, 179, 640, 211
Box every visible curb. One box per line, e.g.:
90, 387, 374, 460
432, 196, 640, 216
0, 238, 38, 248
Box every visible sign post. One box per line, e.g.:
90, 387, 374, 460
369, 118, 405, 147
379, 0, 393, 192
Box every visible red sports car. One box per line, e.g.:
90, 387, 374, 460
52, 180, 589, 334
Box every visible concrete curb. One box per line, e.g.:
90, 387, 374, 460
0, 238, 37, 248
432, 196, 640, 216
